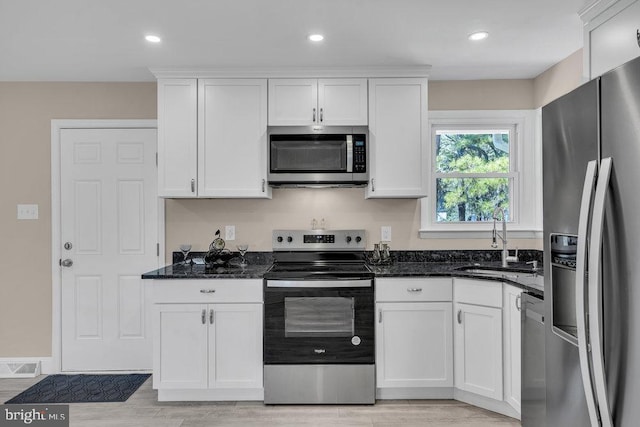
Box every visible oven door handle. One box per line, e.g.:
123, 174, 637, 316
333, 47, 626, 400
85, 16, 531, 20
266, 279, 372, 288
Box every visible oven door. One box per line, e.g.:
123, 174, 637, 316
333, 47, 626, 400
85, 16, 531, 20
264, 279, 374, 364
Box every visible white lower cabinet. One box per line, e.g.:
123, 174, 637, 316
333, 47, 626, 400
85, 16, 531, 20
503, 284, 522, 413
151, 280, 263, 401
375, 278, 453, 398
453, 301, 503, 400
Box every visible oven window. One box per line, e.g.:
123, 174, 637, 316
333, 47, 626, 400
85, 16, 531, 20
284, 297, 354, 337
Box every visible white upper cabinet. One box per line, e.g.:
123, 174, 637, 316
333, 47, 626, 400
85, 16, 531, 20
366, 78, 428, 198
268, 78, 368, 126
157, 79, 198, 197
198, 79, 271, 198
584, 0, 640, 78
157, 78, 271, 198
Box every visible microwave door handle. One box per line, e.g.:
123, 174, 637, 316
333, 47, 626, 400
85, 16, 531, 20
575, 159, 599, 427
588, 157, 614, 427
346, 135, 353, 173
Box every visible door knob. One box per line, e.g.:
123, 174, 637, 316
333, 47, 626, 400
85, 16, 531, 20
61, 259, 73, 267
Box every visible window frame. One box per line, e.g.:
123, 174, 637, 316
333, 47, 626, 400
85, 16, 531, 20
420, 110, 542, 239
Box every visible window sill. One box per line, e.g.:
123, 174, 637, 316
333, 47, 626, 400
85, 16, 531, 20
419, 228, 543, 239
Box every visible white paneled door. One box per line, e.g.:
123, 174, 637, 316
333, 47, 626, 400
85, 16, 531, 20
60, 128, 158, 371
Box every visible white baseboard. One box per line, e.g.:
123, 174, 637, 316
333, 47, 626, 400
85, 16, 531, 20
454, 389, 521, 420
376, 387, 454, 400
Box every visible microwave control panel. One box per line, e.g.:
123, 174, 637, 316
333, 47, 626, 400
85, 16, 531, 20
353, 137, 367, 172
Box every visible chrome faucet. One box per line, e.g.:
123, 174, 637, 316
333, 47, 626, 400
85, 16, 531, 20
492, 207, 518, 267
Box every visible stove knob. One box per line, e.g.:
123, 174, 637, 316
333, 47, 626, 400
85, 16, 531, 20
355, 236, 362, 243
277, 236, 283, 243
287, 236, 293, 243
346, 236, 352, 243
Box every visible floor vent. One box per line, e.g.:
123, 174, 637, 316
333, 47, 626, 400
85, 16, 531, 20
0, 361, 41, 378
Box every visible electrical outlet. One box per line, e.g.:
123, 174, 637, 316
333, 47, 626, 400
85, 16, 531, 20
381, 226, 392, 242
225, 225, 236, 241
17, 204, 39, 220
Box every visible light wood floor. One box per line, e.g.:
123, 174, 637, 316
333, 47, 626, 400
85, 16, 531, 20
1, 376, 521, 426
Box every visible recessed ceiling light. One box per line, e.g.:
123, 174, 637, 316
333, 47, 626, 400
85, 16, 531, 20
145, 35, 161, 43
308, 34, 324, 42
468, 31, 489, 41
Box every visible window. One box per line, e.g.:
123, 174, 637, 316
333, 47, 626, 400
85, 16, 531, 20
421, 110, 541, 238
434, 127, 516, 222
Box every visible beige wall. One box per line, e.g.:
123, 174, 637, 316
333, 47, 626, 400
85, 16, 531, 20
0, 83, 156, 357
429, 79, 535, 110
534, 49, 584, 108
0, 54, 582, 357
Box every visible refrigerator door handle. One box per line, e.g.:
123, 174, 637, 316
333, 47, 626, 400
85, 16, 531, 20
575, 159, 600, 426
589, 157, 614, 427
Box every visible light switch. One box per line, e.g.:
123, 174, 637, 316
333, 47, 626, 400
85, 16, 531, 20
225, 225, 236, 241
381, 226, 392, 242
17, 204, 39, 220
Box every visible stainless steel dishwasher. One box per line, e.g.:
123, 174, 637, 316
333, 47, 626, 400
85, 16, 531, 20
522, 292, 545, 426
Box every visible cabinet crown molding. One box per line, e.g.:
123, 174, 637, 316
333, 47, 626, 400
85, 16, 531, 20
150, 65, 431, 79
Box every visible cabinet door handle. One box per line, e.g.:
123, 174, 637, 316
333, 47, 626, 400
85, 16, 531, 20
262, 179, 266, 193
407, 288, 422, 293
209, 309, 214, 324
515, 295, 522, 311
191, 179, 195, 193
200, 289, 216, 293
371, 178, 375, 192
457, 309, 462, 324
320, 107, 324, 122
378, 310, 383, 323
313, 107, 317, 122
201, 309, 206, 325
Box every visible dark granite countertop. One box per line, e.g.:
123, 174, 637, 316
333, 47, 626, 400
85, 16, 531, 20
142, 258, 543, 297
370, 261, 544, 297
141, 262, 272, 279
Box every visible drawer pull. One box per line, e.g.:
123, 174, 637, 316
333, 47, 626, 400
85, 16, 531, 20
200, 289, 216, 293
407, 288, 423, 292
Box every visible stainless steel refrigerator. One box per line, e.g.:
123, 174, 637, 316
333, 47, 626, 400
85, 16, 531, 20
542, 55, 640, 426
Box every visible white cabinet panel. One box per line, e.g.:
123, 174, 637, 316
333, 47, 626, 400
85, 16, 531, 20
588, 0, 640, 78
158, 78, 270, 198
268, 79, 318, 125
154, 304, 208, 390
503, 284, 522, 413
454, 302, 503, 400
152, 280, 263, 400
376, 302, 453, 388
209, 303, 263, 389
157, 79, 198, 197
198, 79, 270, 198
268, 78, 368, 126
318, 79, 368, 125
366, 78, 428, 198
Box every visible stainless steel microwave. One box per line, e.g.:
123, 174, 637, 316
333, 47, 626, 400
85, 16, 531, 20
267, 127, 369, 187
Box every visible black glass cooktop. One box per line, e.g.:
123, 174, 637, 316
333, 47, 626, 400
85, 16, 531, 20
264, 261, 373, 280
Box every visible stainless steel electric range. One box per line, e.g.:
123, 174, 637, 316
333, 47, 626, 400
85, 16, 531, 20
263, 229, 375, 404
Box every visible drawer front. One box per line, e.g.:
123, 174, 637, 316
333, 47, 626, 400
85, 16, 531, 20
376, 277, 452, 302
454, 278, 502, 308
151, 279, 263, 303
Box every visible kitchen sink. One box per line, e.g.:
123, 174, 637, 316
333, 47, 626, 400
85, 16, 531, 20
458, 267, 544, 290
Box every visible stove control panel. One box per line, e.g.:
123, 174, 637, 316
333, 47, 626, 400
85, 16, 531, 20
272, 229, 366, 251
